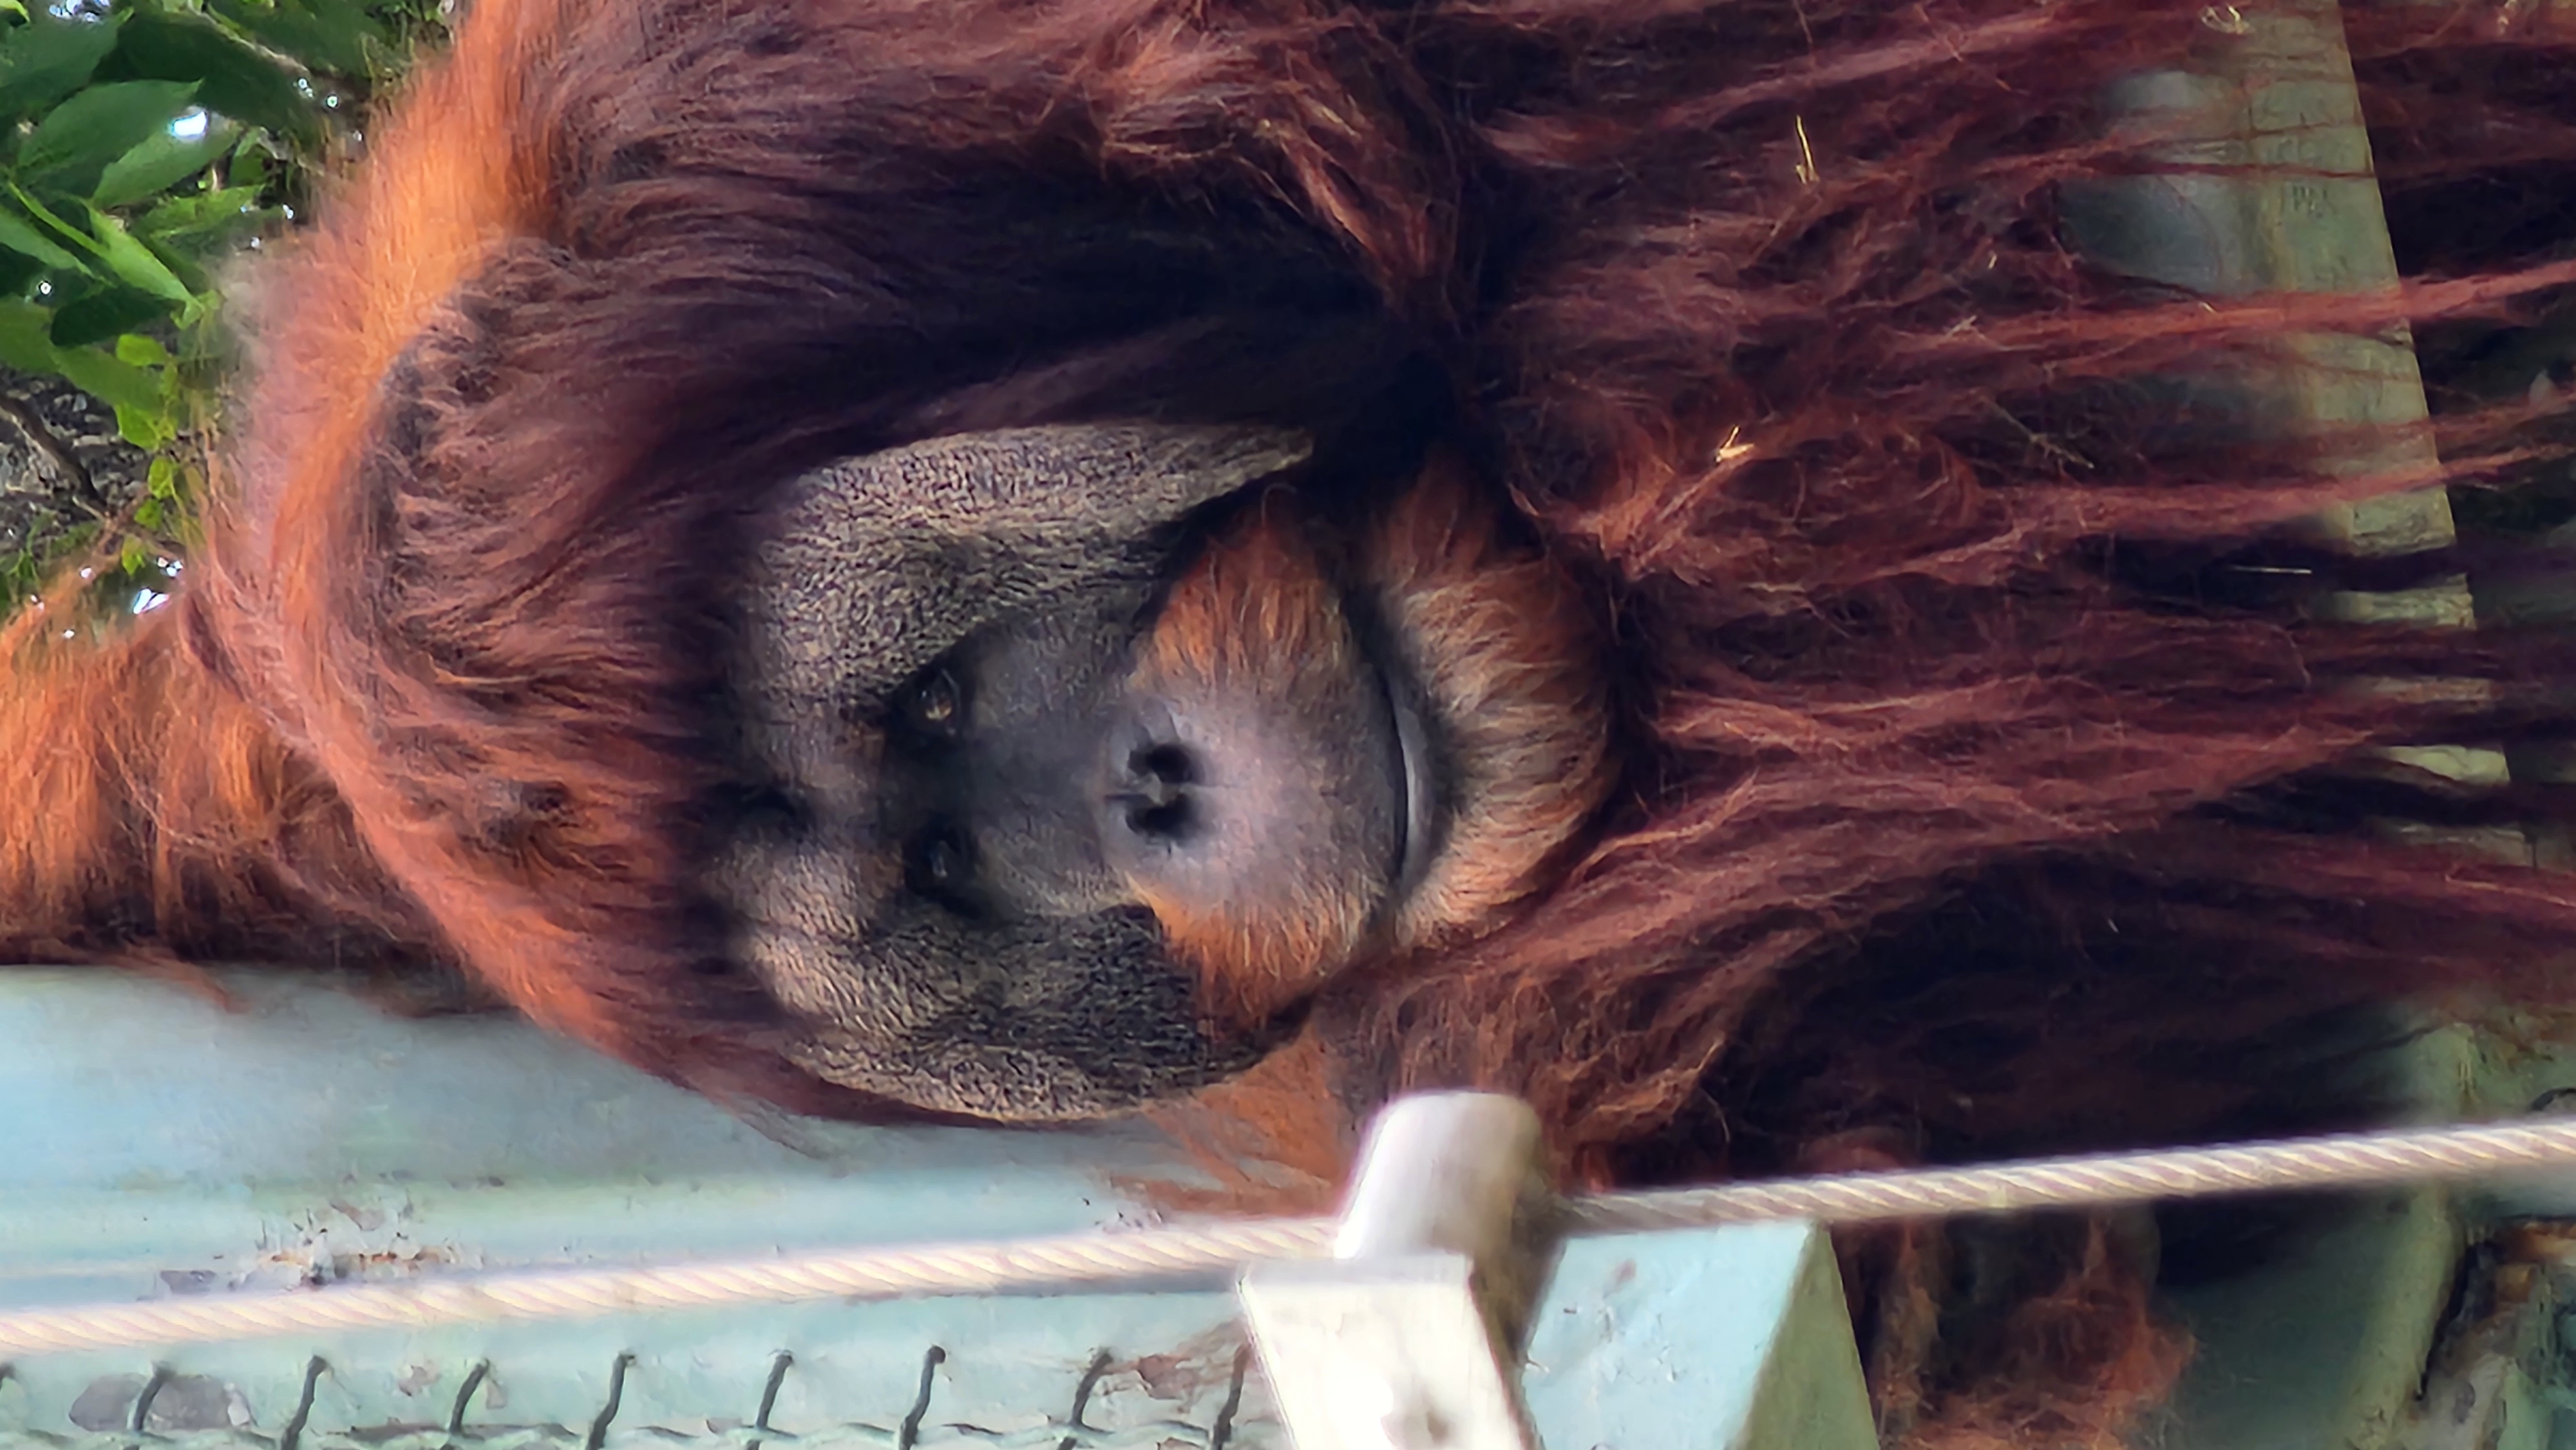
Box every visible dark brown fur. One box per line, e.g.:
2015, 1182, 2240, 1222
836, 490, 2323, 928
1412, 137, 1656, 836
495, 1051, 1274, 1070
7, 0, 2576, 1442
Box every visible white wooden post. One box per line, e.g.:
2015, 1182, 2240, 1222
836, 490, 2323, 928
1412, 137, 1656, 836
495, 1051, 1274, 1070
1238, 1092, 1552, 1450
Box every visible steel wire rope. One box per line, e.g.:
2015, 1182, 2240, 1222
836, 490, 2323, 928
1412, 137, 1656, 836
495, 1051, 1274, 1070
7, 1117, 2576, 1357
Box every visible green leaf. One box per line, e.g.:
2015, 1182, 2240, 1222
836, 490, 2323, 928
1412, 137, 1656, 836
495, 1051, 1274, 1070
21, 80, 199, 196
109, 12, 314, 144
2, 551, 38, 605
133, 183, 264, 236
0, 12, 117, 123
113, 331, 173, 368
92, 113, 240, 209
142, 228, 211, 297
0, 203, 79, 270
206, 0, 386, 78
86, 207, 193, 306
49, 285, 174, 348
0, 247, 40, 297
133, 496, 164, 529
227, 129, 273, 183
111, 400, 170, 448
55, 344, 162, 413
133, 185, 276, 262
0, 297, 56, 372
146, 456, 177, 499
118, 538, 147, 574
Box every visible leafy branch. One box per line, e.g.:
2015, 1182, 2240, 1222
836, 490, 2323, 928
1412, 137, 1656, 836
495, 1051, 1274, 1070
0, 0, 437, 610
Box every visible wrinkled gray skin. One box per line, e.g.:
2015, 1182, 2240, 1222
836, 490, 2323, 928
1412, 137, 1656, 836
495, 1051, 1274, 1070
724, 423, 1403, 1121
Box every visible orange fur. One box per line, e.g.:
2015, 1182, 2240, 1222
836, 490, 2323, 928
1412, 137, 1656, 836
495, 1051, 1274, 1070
193, 0, 757, 1057
0, 6, 576, 1001
1141, 1031, 1350, 1216
0, 606, 419, 968
1361, 458, 1617, 948
191, 0, 601, 1031
216, 0, 560, 581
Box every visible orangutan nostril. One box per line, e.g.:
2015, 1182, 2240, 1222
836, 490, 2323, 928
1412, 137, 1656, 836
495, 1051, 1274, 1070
1130, 743, 1195, 787
1123, 795, 1195, 842
1113, 742, 1203, 842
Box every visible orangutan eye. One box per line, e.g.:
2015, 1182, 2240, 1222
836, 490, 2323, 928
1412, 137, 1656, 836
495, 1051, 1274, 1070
903, 665, 964, 736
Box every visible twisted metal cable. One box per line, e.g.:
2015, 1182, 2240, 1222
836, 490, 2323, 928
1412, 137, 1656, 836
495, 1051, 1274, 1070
0, 1218, 1335, 1359
1569, 1117, 2576, 1234
6, 1117, 2576, 1359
